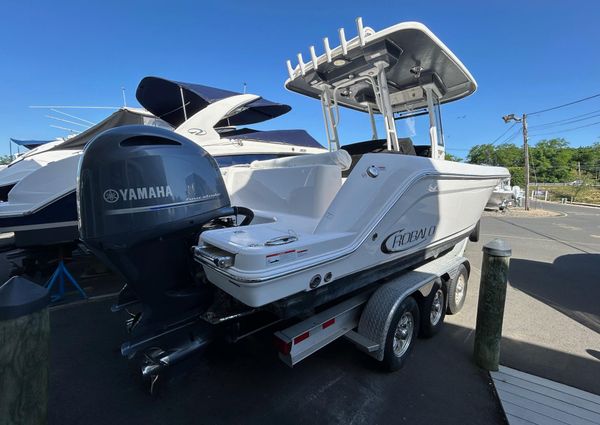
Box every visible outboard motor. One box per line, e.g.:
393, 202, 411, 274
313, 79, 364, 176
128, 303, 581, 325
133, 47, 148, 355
78, 125, 233, 336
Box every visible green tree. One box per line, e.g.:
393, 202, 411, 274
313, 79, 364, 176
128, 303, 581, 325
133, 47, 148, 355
572, 142, 600, 182
0, 155, 13, 165
445, 152, 463, 162
530, 139, 573, 182
507, 166, 524, 187
495, 143, 523, 167
466, 144, 496, 165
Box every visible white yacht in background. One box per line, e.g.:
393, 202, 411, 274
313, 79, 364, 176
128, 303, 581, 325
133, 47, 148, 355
0, 79, 324, 247
0, 138, 65, 200
0, 107, 168, 246
0, 108, 161, 202
485, 177, 515, 210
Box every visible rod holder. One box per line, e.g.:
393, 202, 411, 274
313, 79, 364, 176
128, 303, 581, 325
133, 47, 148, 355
286, 60, 294, 80
356, 17, 365, 46
323, 37, 332, 62
473, 239, 511, 371
297, 53, 306, 76
339, 28, 348, 55
309, 45, 318, 69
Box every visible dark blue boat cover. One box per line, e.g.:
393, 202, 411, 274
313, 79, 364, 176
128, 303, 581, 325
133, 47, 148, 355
136, 76, 291, 127
10, 138, 55, 150
228, 129, 324, 149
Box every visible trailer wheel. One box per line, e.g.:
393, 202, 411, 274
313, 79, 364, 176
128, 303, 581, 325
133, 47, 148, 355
447, 264, 468, 315
382, 297, 419, 371
418, 285, 446, 338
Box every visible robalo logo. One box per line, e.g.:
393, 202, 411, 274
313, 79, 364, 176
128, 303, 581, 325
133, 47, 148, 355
103, 189, 119, 203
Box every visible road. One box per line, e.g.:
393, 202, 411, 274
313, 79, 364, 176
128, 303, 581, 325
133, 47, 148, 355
448, 201, 600, 395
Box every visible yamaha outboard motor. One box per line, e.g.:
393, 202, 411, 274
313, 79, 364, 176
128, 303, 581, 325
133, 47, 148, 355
78, 125, 232, 338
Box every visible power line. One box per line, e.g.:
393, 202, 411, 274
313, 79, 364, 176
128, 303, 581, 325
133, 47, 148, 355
498, 127, 522, 145
489, 122, 517, 145
529, 108, 600, 129
529, 119, 600, 137
527, 92, 600, 116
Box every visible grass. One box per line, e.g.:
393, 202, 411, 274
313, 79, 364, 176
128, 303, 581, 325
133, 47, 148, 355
534, 184, 600, 205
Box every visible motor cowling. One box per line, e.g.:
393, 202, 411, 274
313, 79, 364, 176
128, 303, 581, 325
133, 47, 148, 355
78, 125, 230, 245
78, 125, 232, 331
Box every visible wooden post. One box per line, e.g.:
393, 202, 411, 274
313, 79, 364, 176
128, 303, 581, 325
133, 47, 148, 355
0, 276, 50, 425
474, 239, 511, 371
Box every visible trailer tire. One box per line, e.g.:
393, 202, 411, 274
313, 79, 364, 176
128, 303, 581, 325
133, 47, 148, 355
382, 297, 419, 371
446, 264, 468, 315
418, 285, 446, 338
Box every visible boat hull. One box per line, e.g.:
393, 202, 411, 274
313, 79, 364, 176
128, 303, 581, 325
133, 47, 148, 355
0, 191, 78, 247
196, 153, 509, 307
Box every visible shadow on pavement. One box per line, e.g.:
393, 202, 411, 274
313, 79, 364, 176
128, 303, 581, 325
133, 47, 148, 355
49, 298, 504, 425
509, 254, 600, 334
444, 319, 600, 396
48, 295, 600, 425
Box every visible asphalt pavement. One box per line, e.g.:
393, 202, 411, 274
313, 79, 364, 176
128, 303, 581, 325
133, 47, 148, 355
448, 201, 600, 395
4, 201, 599, 424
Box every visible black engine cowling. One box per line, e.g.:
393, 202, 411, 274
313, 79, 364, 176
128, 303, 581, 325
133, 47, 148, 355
78, 125, 232, 331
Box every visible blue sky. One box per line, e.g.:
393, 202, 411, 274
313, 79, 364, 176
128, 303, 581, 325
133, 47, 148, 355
1, 0, 599, 157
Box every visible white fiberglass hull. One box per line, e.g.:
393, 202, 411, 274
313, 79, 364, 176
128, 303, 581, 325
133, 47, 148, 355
197, 154, 509, 307
0, 148, 77, 197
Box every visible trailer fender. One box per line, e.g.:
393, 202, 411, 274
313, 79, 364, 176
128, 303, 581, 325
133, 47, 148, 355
358, 276, 435, 361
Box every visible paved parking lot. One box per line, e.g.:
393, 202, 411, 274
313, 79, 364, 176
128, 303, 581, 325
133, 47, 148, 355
4, 202, 598, 424
449, 202, 600, 395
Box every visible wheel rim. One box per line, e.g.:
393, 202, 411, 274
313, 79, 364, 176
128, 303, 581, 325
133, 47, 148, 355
430, 289, 444, 325
393, 312, 414, 357
455, 275, 466, 305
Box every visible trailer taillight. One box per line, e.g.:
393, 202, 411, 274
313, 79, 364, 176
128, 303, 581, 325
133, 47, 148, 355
322, 318, 335, 329
274, 336, 292, 355
294, 331, 310, 344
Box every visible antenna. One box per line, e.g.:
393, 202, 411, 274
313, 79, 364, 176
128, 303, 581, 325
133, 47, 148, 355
297, 53, 306, 76
45, 115, 91, 128
323, 37, 332, 62
339, 28, 348, 55
49, 108, 95, 125
30, 105, 120, 109
356, 17, 365, 46
121, 87, 127, 107
50, 124, 80, 134
243, 82, 247, 94
179, 86, 188, 121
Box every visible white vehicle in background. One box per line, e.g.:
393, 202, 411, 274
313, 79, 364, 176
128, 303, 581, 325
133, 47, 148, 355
486, 177, 515, 210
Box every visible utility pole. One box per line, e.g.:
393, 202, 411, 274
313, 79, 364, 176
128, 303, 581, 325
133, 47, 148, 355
522, 114, 530, 211
502, 113, 530, 210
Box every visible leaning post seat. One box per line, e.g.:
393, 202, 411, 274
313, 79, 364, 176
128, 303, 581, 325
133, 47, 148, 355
219, 150, 352, 229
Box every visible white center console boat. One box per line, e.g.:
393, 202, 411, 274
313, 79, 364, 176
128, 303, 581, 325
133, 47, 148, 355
194, 19, 509, 307
75, 18, 509, 383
